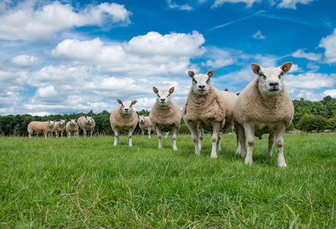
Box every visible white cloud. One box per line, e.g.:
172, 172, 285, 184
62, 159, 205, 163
10, 55, 41, 67
212, 0, 260, 8
51, 31, 206, 76
291, 49, 322, 61
324, 89, 336, 98
319, 29, 336, 64
252, 31, 266, 40
0, 1, 131, 41
289, 64, 303, 73
202, 58, 235, 69
278, 0, 315, 9
285, 72, 336, 91
167, 0, 193, 10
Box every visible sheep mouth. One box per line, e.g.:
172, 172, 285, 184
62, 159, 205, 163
268, 88, 279, 92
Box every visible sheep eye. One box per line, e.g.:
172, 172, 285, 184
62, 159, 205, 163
192, 79, 197, 84
259, 73, 266, 80
278, 72, 284, 79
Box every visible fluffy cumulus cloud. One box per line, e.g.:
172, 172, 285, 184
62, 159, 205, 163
0, 1, 131, 41
319, 29, 336, 64
291, 49, 322, 61
10, 55, 41, 67
51, 31, 206, 76
278, 0, 316, 9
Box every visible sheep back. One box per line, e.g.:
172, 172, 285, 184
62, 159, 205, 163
110, 107, 138, 131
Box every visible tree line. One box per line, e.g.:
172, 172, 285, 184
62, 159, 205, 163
1, 96, 335, 136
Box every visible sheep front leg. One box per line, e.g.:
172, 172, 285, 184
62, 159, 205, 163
83, 129, 87, 138
90, 129, 94, 137
171, 127, 178, 151
217, 132, 222, 153
141, 129, 144, 138
128, 130, 133, 147
55, 131, 59, 138
275, 127, 287, 168
198, 126, 203, 151
211, 122, 221, 158
267, 133, 274, 156
61, 131, 64, 138
113, 129, 119, 146
235, 123, 246, 157
188, 122, 200, 156
147, 128, 151, 139
67, 131, 71, 138
156, 128, 162, 149
244, 123, 255, 165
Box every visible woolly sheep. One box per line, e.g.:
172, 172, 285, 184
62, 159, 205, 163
149, 87, 181, 150
110, 99, 138, 146
233, 62, 294, 168
66, 119, 79, 138
54, 120, 66, 138
27, 121, 55, 138
77, 116, 95, 138
138, 115, 154, 138
183, 71, 238, 158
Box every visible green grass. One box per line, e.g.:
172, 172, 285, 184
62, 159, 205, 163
0, 134, 335, 228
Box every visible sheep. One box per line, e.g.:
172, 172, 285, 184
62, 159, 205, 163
138, 115, 154, 138
233, 62, 294, 168
27, 121, 55, 138
183, 71, 238, 158
77, 116, 95, 137
149, 87, 182, 150
54, 120, 66, 138
66, 119, 79, 138
110, 99, 138, 146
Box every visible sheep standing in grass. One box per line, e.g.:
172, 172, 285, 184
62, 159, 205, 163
54, 120, 66, 138
183, 71, 238, 158
110, 99, 138, 146
234, 62, 294, 168
149, 87, 181, 150
27, 121, 55, 138
77, 116, 95, 138
138, 115, 154, 138
66, 119, 79, 138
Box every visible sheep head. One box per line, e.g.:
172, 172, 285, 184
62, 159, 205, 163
48, 120, 55, 127
59, 120, 66, 126
251, 62, 292, 98
117, 99, 137, 115
153, 86, 174, 107
138, 115, 145, 123
84, 116, 94, 124
188, 71, 214, 96
70, 119, 77, 125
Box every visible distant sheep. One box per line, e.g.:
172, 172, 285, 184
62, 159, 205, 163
149, 87, 181, 150
183, 71, 238, 158
138, 115, 154, 138
110, 99, 138, 146
77, 116, 95, 138
54, 120, 66, 138
27, 121, 55, 138
234, 62, 294, 167
66, 119, 79, 138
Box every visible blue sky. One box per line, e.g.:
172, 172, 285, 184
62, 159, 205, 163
0, 0, 335, 115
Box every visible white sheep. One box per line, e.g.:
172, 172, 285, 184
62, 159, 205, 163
234, 62, 294, 168
66, 119, 79, 138
149, 87, 182, 150
183, 71, 238, 158
138, 115, 154, 138
27, 121, 55, 138
110, 99, 138, 146
77, 116, 95, 137
54, 120, 66, 138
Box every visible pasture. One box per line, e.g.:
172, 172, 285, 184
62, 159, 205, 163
0, 134, 335, 228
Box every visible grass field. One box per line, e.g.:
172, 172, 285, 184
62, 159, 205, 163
0, 133, 335, 228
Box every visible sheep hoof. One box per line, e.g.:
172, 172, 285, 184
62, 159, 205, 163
244, 158, 253, 165
211, 154, 217, 159
278, 161, 287, 168
266, 152, 272, 156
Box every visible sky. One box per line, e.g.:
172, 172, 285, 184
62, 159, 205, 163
0, 0, 335, 116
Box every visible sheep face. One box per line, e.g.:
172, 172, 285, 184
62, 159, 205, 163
188, 71, 214, 95
59, 120, 65, 126
252, 63, 292, 98
153, 87, 174, 107
117, 99, 137, 115
85, 116, 94, 124
139, 115, 145, 124
48, 121, 55, 127
70, 119, 77, 125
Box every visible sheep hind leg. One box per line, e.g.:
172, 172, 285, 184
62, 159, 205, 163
113, 129, 119, 146
147, 129, 151, 139
156, 128, 162, 149
128, 130, 133, 147
244, 123, 255, 165
198, 126, 203, 151
216, 132, 222, 153
210, 123, 221, 159
266, 133, 274, 156
236, 124, 246, 157
188, 123, 200, 156
275, 127, 287, 168
171, 128, 177, 151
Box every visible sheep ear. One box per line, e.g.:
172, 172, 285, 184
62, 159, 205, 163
117, 99, 123, 105
207, 71, 214, 77
236, 92, 240, 96
131, 100, 137, 106
281, 62, 292, 73
224, 88, 228, 91
153, 87, 159, 94
188, 71, 195, 78
169, 87, 174, 94
251, 64, 261, 74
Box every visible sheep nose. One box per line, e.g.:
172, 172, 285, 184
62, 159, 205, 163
124, 108, 129, 111
269, 82, 279, 88
161, 98, 166, 102
199, 85, 205, 89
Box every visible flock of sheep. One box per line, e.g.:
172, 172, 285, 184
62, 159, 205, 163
27, 62, 294, 167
